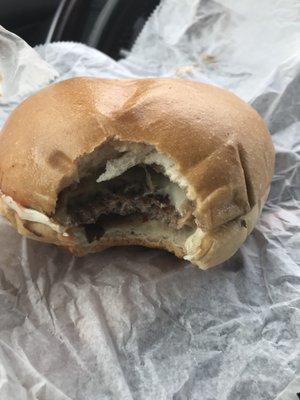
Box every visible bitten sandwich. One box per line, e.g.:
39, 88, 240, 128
0, 77, 275, 268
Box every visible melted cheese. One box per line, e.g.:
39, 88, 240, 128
158, 181, 187, 213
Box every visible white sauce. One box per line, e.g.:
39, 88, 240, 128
2, 195, 66, 234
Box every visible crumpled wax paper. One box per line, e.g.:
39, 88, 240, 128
0, 26, 58, 98
0, 1, 299, 399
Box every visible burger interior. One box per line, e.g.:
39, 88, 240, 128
55, 141, 197, 245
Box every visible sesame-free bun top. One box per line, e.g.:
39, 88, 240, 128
0, 77, 275, 268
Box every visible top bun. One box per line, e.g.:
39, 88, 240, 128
0, 77, 275, 268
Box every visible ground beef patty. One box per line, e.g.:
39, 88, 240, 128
68, 192, 181, 229
55, 165, 194, 241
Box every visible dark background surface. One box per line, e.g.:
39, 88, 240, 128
0, 0, 60, 46
0, 0, 160, 59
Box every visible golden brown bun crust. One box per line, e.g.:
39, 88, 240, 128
0, 77, 274, 231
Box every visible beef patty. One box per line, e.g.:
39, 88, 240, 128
69, 192, 179, 227
55, 165, 193, 240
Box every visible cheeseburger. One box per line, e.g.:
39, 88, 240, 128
0, 77, 275, 269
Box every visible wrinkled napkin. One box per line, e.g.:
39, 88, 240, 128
0, 1, 299, 399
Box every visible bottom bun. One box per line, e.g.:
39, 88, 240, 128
68, 218, 188, 259
0, 188, 269, 269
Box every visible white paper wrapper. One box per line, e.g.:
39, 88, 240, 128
0, 26, 58, 98
0, 1, 299, 399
